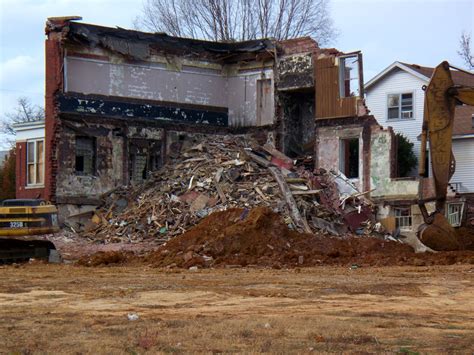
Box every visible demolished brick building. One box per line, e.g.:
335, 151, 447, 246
24, 16, 369, 220
15, 16, 465, 232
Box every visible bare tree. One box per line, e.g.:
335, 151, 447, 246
135, 0, 337, 45
457, 31, 474, 70
1, 97, 44, 137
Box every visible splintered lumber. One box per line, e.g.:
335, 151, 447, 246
214, 169, 227, 203
291, 190, 321, 195
245, 150, 272, 167
268, 166, 312, 234
263, 143, 293, 169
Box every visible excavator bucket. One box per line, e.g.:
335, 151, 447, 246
418, 212, 460, 251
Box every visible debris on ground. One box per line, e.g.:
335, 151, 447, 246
77, 207, 474, 268
80, 134, 377, 245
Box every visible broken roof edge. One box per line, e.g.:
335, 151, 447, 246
47, 18, 276, 56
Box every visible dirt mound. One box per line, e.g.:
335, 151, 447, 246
77, 251, 133, 266
77, 208, 474, 268
456, 227, 474, 250
134, 207, 474, 268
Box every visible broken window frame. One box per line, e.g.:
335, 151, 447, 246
338, 53, 363, 99
387, 93, 414, 120
75, 136, 96, 176
393, 206, 412, 231
26, 139, 45, 187
446, 202, 464, 227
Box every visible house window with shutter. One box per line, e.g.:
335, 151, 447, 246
387, 93, 413, 120
26, 139, 45, 186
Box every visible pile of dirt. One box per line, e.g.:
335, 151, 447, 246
78, 207, 474, 268
456, 227, 474, 250
77, 251, 133, 266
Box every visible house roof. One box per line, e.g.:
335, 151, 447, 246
453, 105, 474, 137
400, 62, 474, 87
365, 61, 474, 89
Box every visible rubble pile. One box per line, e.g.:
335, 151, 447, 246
78, 207, 474, 268
82, 134, 376, 244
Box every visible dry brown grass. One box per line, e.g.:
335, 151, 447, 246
0, 264, 473, 353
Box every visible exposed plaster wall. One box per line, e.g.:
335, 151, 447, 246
315, 125, 365, 190
370, 129, 419, 198
65, 51, 274, 127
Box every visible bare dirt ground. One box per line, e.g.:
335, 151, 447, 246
0, 264, 473, 354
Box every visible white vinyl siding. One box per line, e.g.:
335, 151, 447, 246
450, 139, 474, 193
366, 68, 427, 176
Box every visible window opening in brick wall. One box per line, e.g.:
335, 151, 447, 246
75, 136, 96, 175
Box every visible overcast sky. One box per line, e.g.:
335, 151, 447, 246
0, 0, 473, 149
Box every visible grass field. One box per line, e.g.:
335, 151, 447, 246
0, 264, 473, 353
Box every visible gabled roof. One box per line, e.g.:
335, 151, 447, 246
400, 62, 474, 87
365, 61, 474, 89
365, 61, 430, 89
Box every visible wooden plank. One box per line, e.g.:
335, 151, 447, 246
245, 150, 271, 167
268, 166, 312, 234
291, 190, 321, 195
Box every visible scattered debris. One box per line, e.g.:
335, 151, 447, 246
81, 134, 378, 245
127, 313, 139, 321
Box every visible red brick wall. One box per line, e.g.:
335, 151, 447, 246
278, 37, 319, 55
15, 141, 46, 199
44, 27, 65, 202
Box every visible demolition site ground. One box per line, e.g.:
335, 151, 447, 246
0, 264, 473, 353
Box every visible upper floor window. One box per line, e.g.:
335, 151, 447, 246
388, 93, 413, 120
339, 54, 362, 98
27, 139, 44, 186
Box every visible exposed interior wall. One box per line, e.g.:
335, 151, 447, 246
65, 50, 275, 128
280, 93, 315, 156
55, 119, 164, 205
370, 128, 419, 199
315, 55, 363, 119
315, 124, 366, 190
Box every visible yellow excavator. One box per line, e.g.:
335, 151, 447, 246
0, 199, 60, 263
418, 61, 474, 250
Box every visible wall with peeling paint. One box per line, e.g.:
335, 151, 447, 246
315, 125, 366, 190
65, 54, 274, 127
370, 129, 419, 198
277, 53, 313, 91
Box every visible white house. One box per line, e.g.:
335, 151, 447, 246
365, 61, 474, 195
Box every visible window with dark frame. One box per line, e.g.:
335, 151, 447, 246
388, 93, 413, 119
75, 136, 96, 175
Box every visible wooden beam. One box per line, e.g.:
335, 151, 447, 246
268, 166, 312, 234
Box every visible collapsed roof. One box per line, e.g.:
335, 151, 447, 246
61, 21, 276, 61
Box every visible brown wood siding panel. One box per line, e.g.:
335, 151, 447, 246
315, 57, 357, 119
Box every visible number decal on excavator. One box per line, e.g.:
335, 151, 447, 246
9, 222, 24, 228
